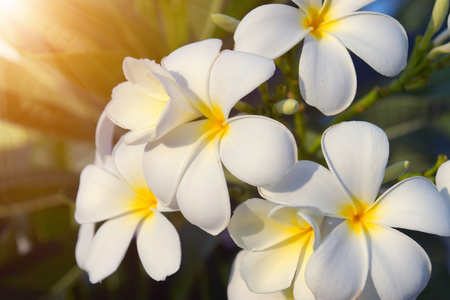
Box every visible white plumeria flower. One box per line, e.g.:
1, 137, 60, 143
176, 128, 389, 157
228, 198, 323, 299
105, 57, 198, 144
142, 39, 298, 235
228, 250, 294, 300
260, 121, 450, 300
74, 138, 181, 283
234, 0, 408, 115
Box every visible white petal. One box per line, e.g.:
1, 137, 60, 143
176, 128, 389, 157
367, 177, 450, 236
75, 223, 95, 271
220, 115, 297, 187
268, 206, 303, 228
152, 71, 200, 114
436, 160, 450, 199
94, 111, 115, 166
84, 211, 144, 283
112, 138, 147, 189
259, 160, 348, 216
234, 4, 310, 59
269, 205, 323, 249
154, 99, 200, 139
292, 242, 315, 300
176, 136, 230, 235
368, 225, 431, 300
107, 81, 166, 130
143, 120, 207, 207
122, 57, 171, 98
292, 0, 322, 12
228, 250, 290, 300
321, 121, 389, 207
305, 221, 369, 300
74, 165, 135, 224
326, 0, 377, 19
136, 210, 181, 281
240, 235, 303, 293
330, 12, 408, 76
296, 208, 324, 248
299, 33, 356, 115
108, 58, 171, 130
228, 199, 300, 251
122, 128, 156, 145
162, 39, 222, 102
208, 50, 275, 118
101, 157, 116, 173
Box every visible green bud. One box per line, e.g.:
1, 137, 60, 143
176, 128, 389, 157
273, 99, 299, 115
211, 14, 240, 33
383, 161, 410, 184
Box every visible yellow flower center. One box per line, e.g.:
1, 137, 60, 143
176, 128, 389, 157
302, 4, 335, 39
130, 187, 158, 212
198, 103, 229, 141
339, 200, 376, 233
282, 218, 316, 247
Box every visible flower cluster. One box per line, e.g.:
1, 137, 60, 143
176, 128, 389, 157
74, 0, 450, 298
229, 122, 450, 299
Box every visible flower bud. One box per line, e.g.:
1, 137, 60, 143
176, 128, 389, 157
423, 0, 449, 45
273, 99, 299, 115
383, 161, 410, 184
432, 28, 450, 46
427, 41, 450, 59
432, 0, 450, 32
211, 14, 240, 33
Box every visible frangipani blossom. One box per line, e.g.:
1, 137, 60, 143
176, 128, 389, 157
260, 121, 450, 300
234, 0, 408, 115
139, 39, 297, 235
228, 198, 323, 299
228, 250, 294, 300
74, 137, 181, 283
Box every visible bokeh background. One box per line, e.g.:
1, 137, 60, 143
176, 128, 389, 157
0, 0, 448, 299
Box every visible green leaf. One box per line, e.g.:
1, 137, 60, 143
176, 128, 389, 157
358, 95, 449, 140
